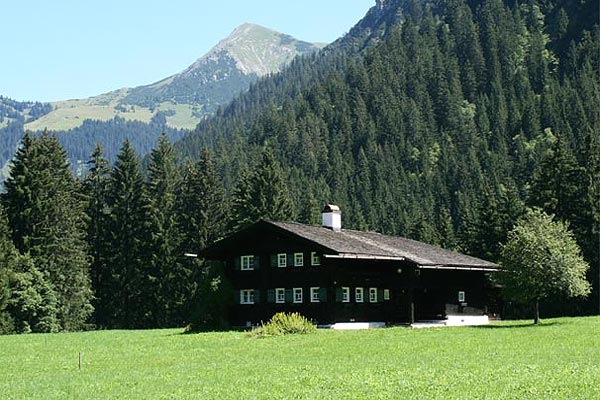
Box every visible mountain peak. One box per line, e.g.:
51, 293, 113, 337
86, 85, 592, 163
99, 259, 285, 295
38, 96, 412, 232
186, 22, 323, 77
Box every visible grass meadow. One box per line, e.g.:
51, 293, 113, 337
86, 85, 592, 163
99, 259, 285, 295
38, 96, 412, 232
1, 316, 598, 399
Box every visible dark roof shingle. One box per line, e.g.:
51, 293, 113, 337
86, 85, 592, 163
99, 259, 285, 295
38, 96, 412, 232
269, 221, 497, 270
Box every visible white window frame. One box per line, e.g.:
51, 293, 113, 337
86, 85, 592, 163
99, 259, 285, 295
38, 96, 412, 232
355, 287, 364, 303
277, 253, 287, 268
384, 289, 390, 301
342, 287, 350, 303
294, 253, 304, 267
240, 289, 254, 304
311, 252, 321, 266
240, 255, 254, 271
369, 287, 377, 303
275, 288, 285, 304
310, 287, 320, 303
458, 291, 465, 302
293, 287, 303, 303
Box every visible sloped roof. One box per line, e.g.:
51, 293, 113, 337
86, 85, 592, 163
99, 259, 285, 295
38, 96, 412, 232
268, 221, 497, 270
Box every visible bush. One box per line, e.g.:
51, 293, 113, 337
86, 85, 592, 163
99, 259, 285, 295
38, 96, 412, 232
248, 312, 316, 337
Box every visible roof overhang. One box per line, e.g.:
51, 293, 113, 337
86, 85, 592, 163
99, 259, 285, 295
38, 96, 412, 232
323, 254, 406, 261
418, 264, 499, 272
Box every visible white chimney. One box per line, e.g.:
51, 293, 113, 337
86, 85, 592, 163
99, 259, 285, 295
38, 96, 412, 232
322, 204, 342, 232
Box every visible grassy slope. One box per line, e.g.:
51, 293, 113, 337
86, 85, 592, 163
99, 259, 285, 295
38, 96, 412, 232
1, 317, 598, 399
24, 96, 200, 131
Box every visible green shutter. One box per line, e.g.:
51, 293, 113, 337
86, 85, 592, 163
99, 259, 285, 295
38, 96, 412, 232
254, 290, 260, 304
271, 254, 277, 267
335, 288, 343, 303
234, 257, 241, 270
287, 253, 294, 267
319, 287, 328, 303
254, 256, 260, 270
267, 289, 275, 303
234, 290, 241, 304
285, 289, 293, 303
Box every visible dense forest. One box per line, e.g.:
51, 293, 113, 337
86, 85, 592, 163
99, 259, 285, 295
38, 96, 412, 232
0, 0, 598, 332
177, 0, 600, 314
0, 115, 185, 181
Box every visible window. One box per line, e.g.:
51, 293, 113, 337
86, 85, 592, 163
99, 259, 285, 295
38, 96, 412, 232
310, 287, 320, 303
311, 252, 321, 266
369, 287, 377, 303
342, 287, 350, 303
275, 288, 285, 304
458, 291, 465, 302
240, 255, 254, 270
277, 253, 287, 268
240, 289, 254, 304
293, 288, 303, 303
294, 253, 304, 267
384, 289, 390, 301
355, 287, 364, 303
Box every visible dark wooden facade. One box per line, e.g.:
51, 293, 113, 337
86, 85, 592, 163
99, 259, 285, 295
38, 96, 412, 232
202, 220, 498, 327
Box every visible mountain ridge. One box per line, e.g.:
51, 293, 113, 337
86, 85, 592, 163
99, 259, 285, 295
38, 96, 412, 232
23, 23, 324, 132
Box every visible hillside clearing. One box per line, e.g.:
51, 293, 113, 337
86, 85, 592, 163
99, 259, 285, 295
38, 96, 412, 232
0, 317, 598, 399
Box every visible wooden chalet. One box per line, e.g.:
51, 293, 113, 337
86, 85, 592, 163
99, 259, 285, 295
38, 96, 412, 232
201, 205, 499, 327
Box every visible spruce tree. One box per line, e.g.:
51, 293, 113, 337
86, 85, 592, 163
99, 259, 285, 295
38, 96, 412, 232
103, 139, 151, 328
146, 134, 181, 327
178, 148, 227, 251
529, 135, 586, 232
230, 148, 295, 229
1, 203, 59, 334
83, 143, 111, 326
2, 132, 92, 331
177, 148, 229, 330
0, 204, 14, 333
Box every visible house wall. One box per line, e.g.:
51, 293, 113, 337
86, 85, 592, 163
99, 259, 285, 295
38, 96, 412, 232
217, 226, 494, 326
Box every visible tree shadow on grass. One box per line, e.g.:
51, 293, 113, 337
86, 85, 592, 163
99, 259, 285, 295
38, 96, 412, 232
474, 321, 564, 329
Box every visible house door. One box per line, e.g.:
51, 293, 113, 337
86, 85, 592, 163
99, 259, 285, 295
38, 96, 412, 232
415, 287, 445, 321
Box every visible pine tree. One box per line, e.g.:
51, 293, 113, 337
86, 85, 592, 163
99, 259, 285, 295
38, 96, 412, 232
2, 132, 92, 331
103, 139, 151, 328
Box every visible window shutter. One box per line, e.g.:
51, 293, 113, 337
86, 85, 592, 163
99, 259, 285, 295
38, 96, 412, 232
267, 289, 275, 303
335, 288, 343, 303
254, 289, 260, 304
319, 287, 328, 303
254, 256, 260, 270
287, 253, 294, 267
285, 289, 293, 303
270, 254, 277, 267
234, 257, 241, 270
234, 290, 241, 304
377, 289, 384, 303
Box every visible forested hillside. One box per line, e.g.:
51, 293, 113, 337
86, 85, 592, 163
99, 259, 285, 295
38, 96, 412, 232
176, 0, 600, 312
0, 0, 597, 333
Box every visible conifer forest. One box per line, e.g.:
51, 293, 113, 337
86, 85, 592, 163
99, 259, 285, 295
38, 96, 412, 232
0, 0, 598, 332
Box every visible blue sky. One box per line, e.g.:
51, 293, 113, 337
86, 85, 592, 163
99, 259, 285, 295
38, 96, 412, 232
2, 0, 375, 102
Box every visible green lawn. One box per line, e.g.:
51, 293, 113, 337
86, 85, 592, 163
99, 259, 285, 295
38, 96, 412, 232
1, 317, 598, 399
